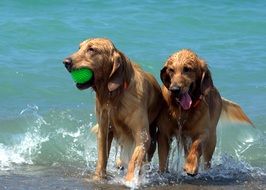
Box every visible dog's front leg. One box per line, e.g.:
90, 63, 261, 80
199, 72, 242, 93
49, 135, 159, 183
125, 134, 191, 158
94, 112, 113, 180
125, 124, 150, 182
183, 137, 203, 176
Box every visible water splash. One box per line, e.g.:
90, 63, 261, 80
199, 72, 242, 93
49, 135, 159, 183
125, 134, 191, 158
0, 105, 265, 189
0, 104, 97, 170
0, 105, 49, 169
107, 123, 265, 189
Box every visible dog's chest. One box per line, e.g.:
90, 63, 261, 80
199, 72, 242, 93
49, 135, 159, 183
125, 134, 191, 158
178, 107, 206, 133
100, 106, 132, 133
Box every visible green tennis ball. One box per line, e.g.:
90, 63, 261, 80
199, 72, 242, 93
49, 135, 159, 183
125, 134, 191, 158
71, 68, 93, 84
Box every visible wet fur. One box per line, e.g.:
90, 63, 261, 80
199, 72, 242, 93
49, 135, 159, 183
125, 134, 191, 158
64, 38, 163, 181
158, 49, 254, 175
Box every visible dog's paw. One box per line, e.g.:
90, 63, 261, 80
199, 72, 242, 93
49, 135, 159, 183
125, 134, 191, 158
185, 170, 198, 177
93, 171, 107, 181
183, 154, 199, 176
183, 156, 199, 176
183, 164, 198, 176
92, 175, 103, 181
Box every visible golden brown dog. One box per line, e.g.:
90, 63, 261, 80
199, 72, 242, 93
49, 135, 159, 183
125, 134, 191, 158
158, 49, 254, 176
63, 38, 163, 182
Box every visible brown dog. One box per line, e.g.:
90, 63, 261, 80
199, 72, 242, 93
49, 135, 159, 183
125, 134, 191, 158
158, 49, 254, 176
63, 38, 163, 182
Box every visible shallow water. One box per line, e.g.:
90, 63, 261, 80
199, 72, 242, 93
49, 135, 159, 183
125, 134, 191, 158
1, 0, 266, 189
0, 162, 265, 190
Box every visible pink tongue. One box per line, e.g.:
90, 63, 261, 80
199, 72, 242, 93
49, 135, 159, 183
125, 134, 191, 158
179, 92, 192, 110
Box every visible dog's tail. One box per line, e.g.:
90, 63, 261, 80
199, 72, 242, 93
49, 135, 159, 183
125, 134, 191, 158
91, 123, 99, 134
220, 98, 255, 127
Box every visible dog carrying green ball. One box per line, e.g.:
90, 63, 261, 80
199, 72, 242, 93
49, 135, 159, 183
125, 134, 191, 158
70, 68, 93, 84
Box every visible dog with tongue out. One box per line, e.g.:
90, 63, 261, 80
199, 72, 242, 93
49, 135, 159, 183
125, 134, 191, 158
157, 49, 254, 176
169, 86, 192, 111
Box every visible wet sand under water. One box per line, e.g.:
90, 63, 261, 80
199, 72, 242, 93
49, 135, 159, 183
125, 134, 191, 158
0, 166, 265, 190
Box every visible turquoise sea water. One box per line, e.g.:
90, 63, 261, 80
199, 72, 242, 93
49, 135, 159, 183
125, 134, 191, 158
0, 1, 266, 189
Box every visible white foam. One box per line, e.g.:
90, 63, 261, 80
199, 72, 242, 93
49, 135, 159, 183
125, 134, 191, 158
0, 133, 49, 169
0, 104, 49, 169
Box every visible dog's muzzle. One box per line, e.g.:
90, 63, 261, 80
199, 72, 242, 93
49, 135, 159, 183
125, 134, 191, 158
63, 57, 73, 72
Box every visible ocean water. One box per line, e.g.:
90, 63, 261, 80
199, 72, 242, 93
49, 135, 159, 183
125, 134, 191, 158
0, 0, 266, 189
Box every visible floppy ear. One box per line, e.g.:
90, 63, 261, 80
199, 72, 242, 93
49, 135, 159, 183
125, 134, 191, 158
160, 66, 171, 89
108, 51, 124, 91
199, 60, 213, 94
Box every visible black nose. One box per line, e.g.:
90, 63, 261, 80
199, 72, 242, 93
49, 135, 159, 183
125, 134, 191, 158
63, 57, 73, 72
169, 86, 181, 96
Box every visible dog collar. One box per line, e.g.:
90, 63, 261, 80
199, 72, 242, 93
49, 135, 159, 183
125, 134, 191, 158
124, 81, 128, 89
192, 95, 203, 108
192, 86, 213, 108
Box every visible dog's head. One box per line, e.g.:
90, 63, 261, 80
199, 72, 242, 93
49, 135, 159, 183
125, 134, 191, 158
63, 38, 129, 91
160, 49, 213, 110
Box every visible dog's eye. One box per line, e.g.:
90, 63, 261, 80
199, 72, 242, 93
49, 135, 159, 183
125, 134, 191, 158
183, 66, 192, 73
88, 47, 95, 53
168, 68, 174, 74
